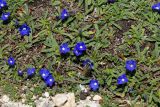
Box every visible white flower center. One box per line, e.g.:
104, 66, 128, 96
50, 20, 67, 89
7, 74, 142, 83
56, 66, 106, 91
49, 79, 53, 82
80, 46, 83, 49
4, 15, 8, 18
42, 73, 46, 77
122, 78, 125, 82
64, 13, 67, 17
62, 47, 65, 51
130, 64, 133, 68
22, 28, 27, 30
94, 83, 97, 86
155, 6, 160, 10
1, 4, 4, 7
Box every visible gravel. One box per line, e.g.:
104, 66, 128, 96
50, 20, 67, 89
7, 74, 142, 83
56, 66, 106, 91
0, 93, 101, 107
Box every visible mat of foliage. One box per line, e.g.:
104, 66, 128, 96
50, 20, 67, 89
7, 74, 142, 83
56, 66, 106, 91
0, 0, 160, 106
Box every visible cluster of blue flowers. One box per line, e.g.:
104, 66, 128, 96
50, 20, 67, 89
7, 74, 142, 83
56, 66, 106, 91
0, 0, 31, 36
59, 41, 97, 91
8, 56, 55, 87
88, 59, 137, 91
0, 0, 9, 21
3, 0, 159, 91
60, 42, 87, 56
39, 68, 55, 87
117, 60, 137, 85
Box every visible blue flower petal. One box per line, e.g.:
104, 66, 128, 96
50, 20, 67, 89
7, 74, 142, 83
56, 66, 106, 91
18, 23, 31, 36
73, 47, 83, 56
7, 56, 15, 66
152, 2, 160, 13
39, 68, 50, 80
89, 79, 99, 91
45, 75, 55, 87
1, 12, 10, 21
60, 43, 70, 54
0, 0, 7, 9
60, 9, 69, 20
108, 0, 116, 3
75, 42, 86, 51
117, 74, 128, 85
18, 70, 23, 76
83, 59, 94, 70
125, 60, 137, 72
27, 68, 36, 77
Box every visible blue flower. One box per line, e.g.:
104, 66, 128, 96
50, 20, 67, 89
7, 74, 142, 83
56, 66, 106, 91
73, 47, 83, 56
39, 68, 50, 80
27, 68, 36, 77
152, 2, 160, 13
125, 60, 136, 72
1, 12, 10, 21
18, 70, 23, 76
117, 74, 128, 85
7, 56, 15, 66
45, 75, 55, 87
108, 0, 116, 3
60, 9, 69, 20
75, 42, 86, 51
60, 43, 70, 54
89, 79, 99, 91
73, 42, 86, 56
0, 0, 7, 10
83, 59, 94, 70
18, 23, 31, 36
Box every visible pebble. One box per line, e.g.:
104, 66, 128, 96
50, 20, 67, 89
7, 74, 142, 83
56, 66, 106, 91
79, 84, 86, 91
63, 93, 76, 107
0, 93, 101, 107
52, 94, 68, 106
35, 98, 54, 107
21, 99, 26, 103
79, 91, 89, 100
1, 95, 10, 103
43, 92, 50, 98
93, 95, 102, 101
86, 96, 91, 100
77, 100, 101, 107
32, 95, 37, 100
0, 95, 31, 107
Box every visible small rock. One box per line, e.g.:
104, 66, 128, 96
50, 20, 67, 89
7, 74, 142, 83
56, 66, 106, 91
43, 92, 50, 98
21, 98, 26, 103
1, 101, 31, 107
79, 84, 86, 91
53, 94, 68, 106
77, 100, 101, 107
93, 95, 102, 101
1, 95, 10, 103
32, 95, 37, 100
35, 98, 54, 107
62, 93, 76, 107
86, 96, 91, 100
79, 91, 89, 100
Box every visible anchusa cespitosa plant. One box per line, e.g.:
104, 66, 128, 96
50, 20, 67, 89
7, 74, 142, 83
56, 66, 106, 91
2, 1, 159, 103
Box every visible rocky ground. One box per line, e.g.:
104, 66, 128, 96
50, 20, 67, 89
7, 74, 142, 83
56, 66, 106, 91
0, 93, 102, 107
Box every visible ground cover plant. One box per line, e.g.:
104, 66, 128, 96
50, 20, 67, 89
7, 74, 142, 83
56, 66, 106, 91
0, 0, 160, 106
